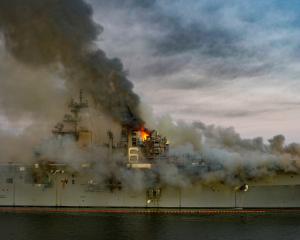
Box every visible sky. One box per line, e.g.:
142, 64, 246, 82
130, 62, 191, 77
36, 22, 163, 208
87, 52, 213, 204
84, 0, 300, 143
0, 0, 300, 144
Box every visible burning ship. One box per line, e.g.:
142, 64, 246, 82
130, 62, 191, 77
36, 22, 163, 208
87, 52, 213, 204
0, 92, 300, 209
0, 0, 300, 209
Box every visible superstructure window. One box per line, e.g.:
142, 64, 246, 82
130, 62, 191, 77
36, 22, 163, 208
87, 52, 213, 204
129, 156, 138, 163
130, 149, 138, 154
6, 178, 13, 184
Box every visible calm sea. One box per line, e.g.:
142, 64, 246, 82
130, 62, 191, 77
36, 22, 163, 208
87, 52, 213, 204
1, 211, 300, 240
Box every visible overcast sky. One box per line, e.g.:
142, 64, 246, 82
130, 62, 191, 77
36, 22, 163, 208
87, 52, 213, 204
85, 0, 300, 142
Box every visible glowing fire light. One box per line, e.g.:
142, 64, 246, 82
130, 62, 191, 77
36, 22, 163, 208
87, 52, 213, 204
140, 128, 150, 141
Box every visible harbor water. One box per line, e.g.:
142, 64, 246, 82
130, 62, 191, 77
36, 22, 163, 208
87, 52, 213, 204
0, 209, 300, 240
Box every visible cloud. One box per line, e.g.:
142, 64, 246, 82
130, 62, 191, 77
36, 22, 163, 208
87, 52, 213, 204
3, 0, 294, 140
91, 0, 300, 80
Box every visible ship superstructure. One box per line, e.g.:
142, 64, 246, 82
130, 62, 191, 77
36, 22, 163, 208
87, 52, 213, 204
0, 92, 300, 208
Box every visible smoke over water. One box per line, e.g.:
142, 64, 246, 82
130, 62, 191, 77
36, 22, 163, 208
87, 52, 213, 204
105, 115, 297, 189
0, 0, 299, 190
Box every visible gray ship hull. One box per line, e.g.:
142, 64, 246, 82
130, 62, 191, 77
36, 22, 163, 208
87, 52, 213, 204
1, 165, 300, 208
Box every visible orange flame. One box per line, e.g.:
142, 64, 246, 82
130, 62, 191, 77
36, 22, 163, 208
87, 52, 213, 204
140, 128, 150, 141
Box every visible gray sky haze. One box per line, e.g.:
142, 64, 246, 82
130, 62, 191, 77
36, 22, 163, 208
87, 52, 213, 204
88, 0, 300, 142
1, 0, 300, 143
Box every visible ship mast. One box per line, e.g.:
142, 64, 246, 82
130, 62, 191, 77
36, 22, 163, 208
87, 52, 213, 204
52, 90, 88, 138
68, 89, 88, 133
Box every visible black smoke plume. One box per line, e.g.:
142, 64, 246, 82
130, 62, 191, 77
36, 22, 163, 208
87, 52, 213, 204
0, 0, 142, 126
